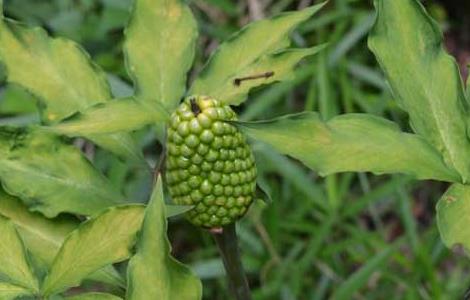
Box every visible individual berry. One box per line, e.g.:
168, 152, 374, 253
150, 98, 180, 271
165, 96, 257, 228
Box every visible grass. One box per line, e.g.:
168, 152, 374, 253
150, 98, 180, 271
1, 0, 470, 299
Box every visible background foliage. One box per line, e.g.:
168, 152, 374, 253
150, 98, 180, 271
1, 0, 470, 299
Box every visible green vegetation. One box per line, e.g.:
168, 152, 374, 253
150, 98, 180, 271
1, 0, 470, 299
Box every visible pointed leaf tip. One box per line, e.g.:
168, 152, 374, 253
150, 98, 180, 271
235, 112, 460, 182
124, 0, 198, 111
42, 205, 145, 295
127, 176, 202, 300
191, 3, 325, 105
0, 215, 39, 293
368, 0, 470, 182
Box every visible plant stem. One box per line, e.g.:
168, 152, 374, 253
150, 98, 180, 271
212, 224, 252, 300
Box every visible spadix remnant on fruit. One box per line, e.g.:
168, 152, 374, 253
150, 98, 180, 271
165, 96, 257, 228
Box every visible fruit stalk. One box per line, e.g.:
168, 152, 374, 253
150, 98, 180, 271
212, 224, 252, 300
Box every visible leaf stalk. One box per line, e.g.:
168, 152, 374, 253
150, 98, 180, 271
212, 224, 252, 300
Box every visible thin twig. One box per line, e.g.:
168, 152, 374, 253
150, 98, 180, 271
212, 224, 252, 300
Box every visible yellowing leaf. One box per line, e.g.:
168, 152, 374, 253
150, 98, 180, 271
0, 215, 38, 293
0, 282, 32, 300
368, 0, 470, 182
42, 205, 145, 296
0, 6, 142, 160
190, 3, 325, 105
0, 127, 124, 217
0, 20, 108, 122
49, 98, 168, 136
197, 46, 326, 105
235, 112, 460, 182
0, 189, 124, 288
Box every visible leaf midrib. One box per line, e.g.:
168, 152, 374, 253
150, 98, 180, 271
391, 18, 465, 178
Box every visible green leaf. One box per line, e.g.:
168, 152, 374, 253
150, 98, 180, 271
0, 20, 107, 122
0, 282, 32, 300
48, 98, 168, 136
89, 133, 144, 164
0, 10, 141, 160
42, 205, 145, 296
0, 127, 124, 217
368, 0, 470, 182
0, 189, 124, 288
66, 293, 122, 300
196, 46, 325, 105
127, 176, 202, 300
190, 3, 325, 105
235, 112, 460, 182
0, 84, 38, 115
437, 184, 470, 253
0, 214, 38, 293
466, 66, 470, 100
255, 181, 272, 204
165, 205, 194, 218
0, 189, 76, 266
124, 0, 198, 111
90, 134, 143, 163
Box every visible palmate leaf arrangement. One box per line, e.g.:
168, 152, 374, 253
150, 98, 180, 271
0, 0, 468, 298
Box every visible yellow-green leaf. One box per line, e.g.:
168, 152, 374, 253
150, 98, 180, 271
235, 112, 460, 182
66, 293, 123, 300
368, 0, 470, 182
0, 20, 108, 122
0, 189, 124, 288
88, 133, 144, 164
49, 98, 168, 136
0, 5, 141, 160
196, 46, 325, 105
0, 282, 32, 300
437, 184, 470, 253
124, 0, 198, 111
0, 127, 124, 217
127, 176, 202, 300
190, 3, 325, 105
42, 205, 145, 296
0, 215, 38, 293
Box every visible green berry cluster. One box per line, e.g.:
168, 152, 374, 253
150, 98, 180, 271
165, 96, 257, 228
